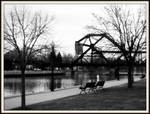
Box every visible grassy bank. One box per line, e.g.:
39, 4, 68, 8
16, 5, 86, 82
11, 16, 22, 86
17, 79, 146, 110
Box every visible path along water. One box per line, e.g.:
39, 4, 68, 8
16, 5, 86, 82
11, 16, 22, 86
4, 77, 141, 110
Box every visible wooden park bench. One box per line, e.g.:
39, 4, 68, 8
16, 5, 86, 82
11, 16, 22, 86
94, 81, 105, 92
79, 82, 96, 94
79, 81, 105, 94
95, 81, 105, 89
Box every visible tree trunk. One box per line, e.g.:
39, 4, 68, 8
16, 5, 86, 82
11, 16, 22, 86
128, 65, 133, 88
21, 69, 26, 109
51, 66, 54, 91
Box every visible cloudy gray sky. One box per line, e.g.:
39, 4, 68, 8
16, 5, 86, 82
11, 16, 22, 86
3, 1, 147, 55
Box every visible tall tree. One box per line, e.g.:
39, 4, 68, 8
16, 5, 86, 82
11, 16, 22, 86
87, 5, 146, 88
4, 49, 20, 70
57, 52, 62, 66
62, 54, 74, 64
49, 42, 57, 91
4, 7, 54, 108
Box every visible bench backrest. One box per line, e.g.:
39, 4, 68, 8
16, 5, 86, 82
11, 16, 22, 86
95, 81, 105, 87
84, 81, 105, 88
85, 82, 96, 88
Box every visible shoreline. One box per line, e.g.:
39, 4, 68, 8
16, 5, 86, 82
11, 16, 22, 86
4, 70, 65, 77
4, 77, 143, 110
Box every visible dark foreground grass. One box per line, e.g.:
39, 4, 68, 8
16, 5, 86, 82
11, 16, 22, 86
17, 79, 146, 110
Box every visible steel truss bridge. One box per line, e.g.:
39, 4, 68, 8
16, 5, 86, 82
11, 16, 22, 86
57, 33, 146, 68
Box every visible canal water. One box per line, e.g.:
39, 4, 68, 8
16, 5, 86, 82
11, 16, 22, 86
4, 66, 145, 98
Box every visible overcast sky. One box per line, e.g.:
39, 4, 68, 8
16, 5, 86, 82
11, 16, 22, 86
3, 2, 147, 55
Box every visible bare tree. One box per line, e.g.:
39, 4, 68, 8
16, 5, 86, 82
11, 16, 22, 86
4, 7, 54, 108
87, 5, 146, 88
62, 53, 74, 64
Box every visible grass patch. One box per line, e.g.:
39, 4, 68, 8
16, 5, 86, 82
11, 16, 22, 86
16, 79, 146, 110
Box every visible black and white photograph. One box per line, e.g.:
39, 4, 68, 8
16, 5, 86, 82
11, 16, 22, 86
1, 1, 149, 113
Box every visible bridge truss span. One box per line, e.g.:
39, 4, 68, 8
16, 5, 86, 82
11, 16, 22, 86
74, 33, 146, 66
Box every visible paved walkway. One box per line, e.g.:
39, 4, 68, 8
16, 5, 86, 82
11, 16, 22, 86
4, 77, 141, 110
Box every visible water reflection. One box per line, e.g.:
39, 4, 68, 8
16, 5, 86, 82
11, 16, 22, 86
4, 66, 145, 98
4, 76, 77, 97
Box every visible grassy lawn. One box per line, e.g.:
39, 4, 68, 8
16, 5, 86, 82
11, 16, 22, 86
17, 79, 146, 110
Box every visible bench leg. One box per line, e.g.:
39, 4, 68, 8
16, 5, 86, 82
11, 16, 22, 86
88, 88, 95, 94
94, 88, 98, 94
80, 89, 86, 94
85, 88, 90, 94
96, 86, 104, 93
